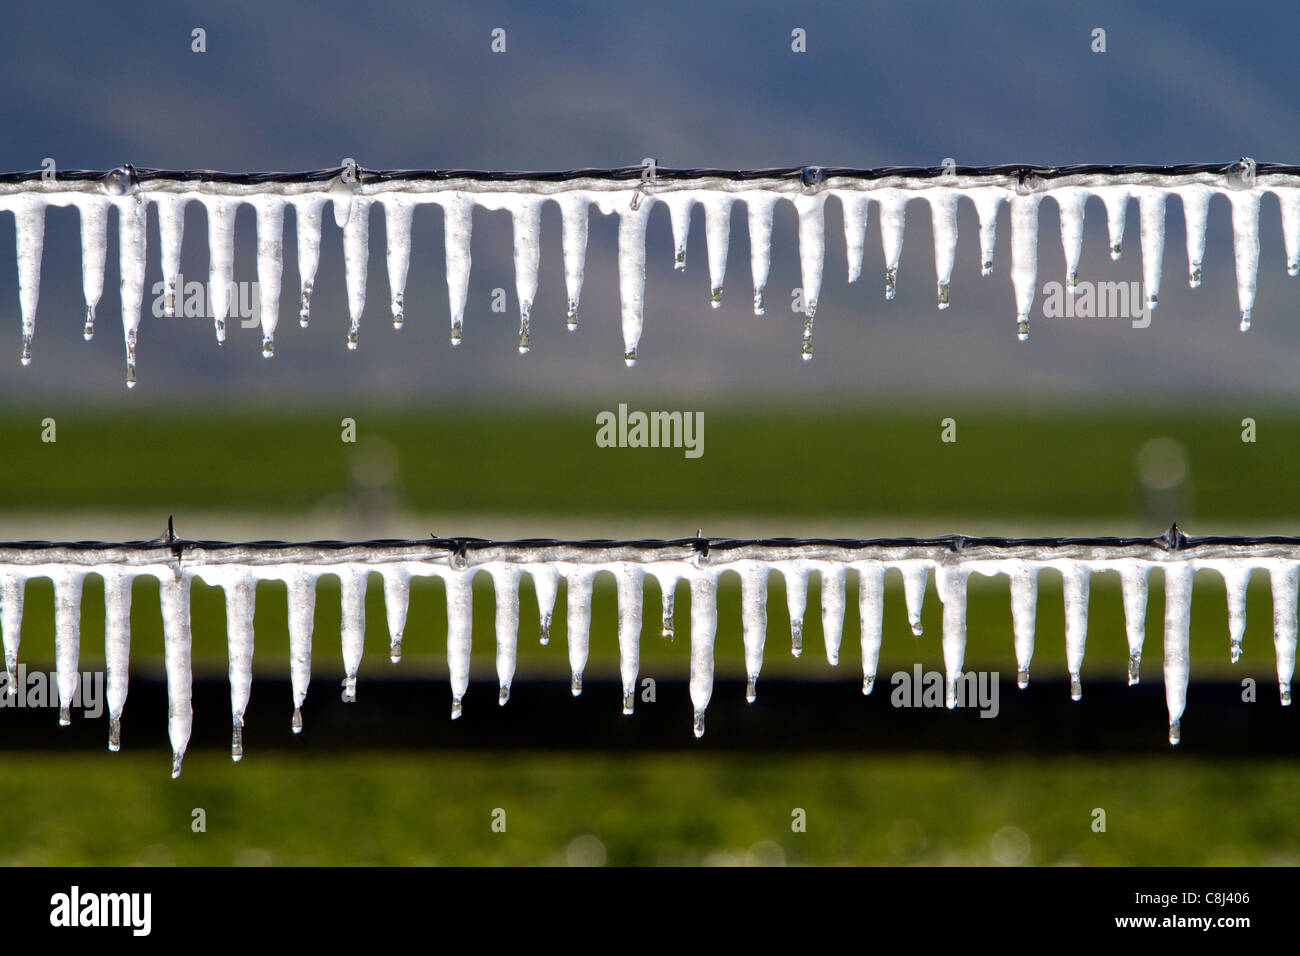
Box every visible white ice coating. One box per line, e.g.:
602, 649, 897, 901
4, 168, 1299, 380
3, 536, 1299, 771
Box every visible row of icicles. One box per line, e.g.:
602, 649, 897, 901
1, 554, 1295, 775
3, 163, 1299, 385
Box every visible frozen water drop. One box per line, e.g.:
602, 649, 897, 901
58, 705, 70, 726
291, 707, 303, 734
1230, 637, 1242, 664
390, 637, 402, 664
623, 348, 637, 367
885, 267, 897, 300
1128, 653, 1141, 685
570, 672, 583, 697
347, 323, 359, 351
937, 281, 950, 309
1280, 682, 1292, 706
299, 280, 313, 327
710, 286, 723, 308
692, 709, 706, 738
674, 247, 686, 270
1111, 242, 1122, 260
102, 165, 139, 197
342, 674, 357, 703
261, 335, 275, 358
981, 259, 993, 276
1017, 319, 1030, 341
745, 677, 757, 703
83, 305, 96, 341
108, 717, 121, 751
566, 299, 579, 329
800, 316, 814, 361
171, 751, 184, 779
862, 675, 874, 695
753, 290, 765, 315
20, 332, 32, 366
231, 720, 244, 761
392, 291, 405, 329
1067, 271, 1078, 291
451, 696, 463, 720
1168, 720, 1181, 746
1190, 263, 1203, 288
622, 690, 634, 715
1070, 675, 1083, 701
1239, 309, 1252, 332
499, 684, 511, 707
450, 320, 463, 346
214, 317, 226, 344
163, 279, 177, 319
1017, 668, 1029, 689
539, 612, 552, 646
791, 619, 803, 656
518, 315, 531, 354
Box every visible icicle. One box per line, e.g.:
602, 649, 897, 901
688, 574, 718, 737
1179, 185, 1212, 288
615, 566, 644, 714
287, 569, 315, 733
1120, 565, 1150, 684
331, 175, 355, 229
383, 199, 413, 329
1009, 566, 1038, 688
160, 575, 193, 778
839, 192, 870, 283
225, 574, 256, 760
901, 563, 928, 636
971, 189, 1004, 276
532, 565, 559, 644
1221, 565, 1250, 664
558, 194, 588, 327
739, 563, 768, 702
857, 563, 885, 694
205, 198, 237, 344
0, 571, 24, 695
103, 569, 133, 751
745, 193, 778, 315
293, 197, 325, 326
1228, 191, 1261, 330
927, 189, 959, 308
511, 199, 543, 354
565, 568, 595, 696
1271, 563, 1298, 707
820, 565, 846, 665
1009, 195, 1040, 340
702, 194, 733, 308
794, 193, 827, 359
659, 572, 678, 640
1163, 564, 1194, 744
1061, 563, 1090, 700
446, 570, 473, 718
117, 197, 147, 387
1137, 189, 1166, 310
1054, 188, 1087, 290
381, 567, 410, 663
52, 570, 85, 726
936, 566, 968, 708
254, 200, 285, 357
877, 190, 907, 300
342, 198, 371, 350
442, 196, 473, 345
783, 563, 810, 656
79, 199, 108, 338
154, 194, 187, 319
339, 566, 366, 702
491, 566, 521, 706
14, 196, 45, 366
1097, 186, 1129, 259
662, 194, 694, 271
617, 198, 653, 365
1277, 187, 1300, 277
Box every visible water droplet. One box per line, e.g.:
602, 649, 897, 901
1229, 637, 1242, 664
909, 620, 924, 638
299, 280, 313, 327
981, 258, 994, 276
1070, 675, 1083, 701
674, 247, 686, 270
539, 612, 552, 645
231, 720, 244, 761
800, 318, 815, 361
937, 281, 950, 309
1239, 309, 1252, 332
347, 323, 359, 351
1016, 319, 1030, 341
1067, 271, 1078, 292
1288, 258, 1299, 278
570, 673, 583, 697
83, 305, 96, 340
392, 292, 405, 329
342, 674, 357, 702
20, 332, 32, 366
214, 317, 226, 344
102, 165, 139, 197
450, 319, 463, 346
58, 705, 70, 726
1017, 668, 1030, 689
1190, 263, 1203, 288
692, 709, 706, 738
623, 348, 637, 367
791, 619, 803, 657
1168, 719, 1181, 746
1281, 682, 1292, 707
566, 299, 579, 329
288, 707, 302, 734
622, 690, 634, 715
1128, 653, 1141, 685
499, 684, 511, 707
710, 287, 723, 309
862, 675, 875, 696
108, 717, 121, 751
753, 290, 766, 315
390, 637, 402, 664
800, 165, 825, 189
518, 314, 531, 354
451, 695, 463, 720
945, 684, 957, 709
261, 335, 275, 358
885, 267, 898, 300
164, 279, 177, 318
171, 751, 184, 778
745, 678, 757, 703
1110, 242, 1123, 260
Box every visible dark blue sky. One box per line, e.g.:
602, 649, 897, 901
1, 0, 1298, 403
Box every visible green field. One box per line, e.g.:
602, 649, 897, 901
1, 405, 1296, 865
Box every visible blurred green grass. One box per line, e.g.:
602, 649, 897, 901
2, 752, 1296, 865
